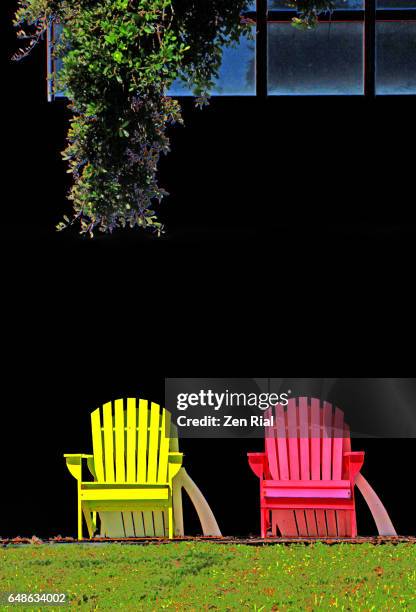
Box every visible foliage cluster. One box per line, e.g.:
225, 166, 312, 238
290, 0, 335, 29
14, 0, 334, 235
14, 0, 252, 235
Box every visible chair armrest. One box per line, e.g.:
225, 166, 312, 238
248, 452, 267, 479
168, 452, 183, 480
64, 454, 94, 459
64, 454, 94, 481
344, 451, 365, 482
168, 452, 183, 461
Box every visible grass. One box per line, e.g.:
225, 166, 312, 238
0, 542, 415, 610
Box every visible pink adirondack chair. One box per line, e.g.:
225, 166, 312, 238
248, 397, 396, 538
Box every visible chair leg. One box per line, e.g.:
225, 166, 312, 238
261, 508, 267, 538
172, 481, 184, 536
168, 505, 174, 539
78, 497, 83, 541
351, 510, 357, 538
83, 505, 95, 538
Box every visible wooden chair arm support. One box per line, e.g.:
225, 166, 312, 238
344, 451, 365, 461
168, 452, 183, 462
64, 454, 94, 481
344, 451, 365, 481
168, 452, 183, 480
173, 467, 222, 536
355, 473, 397, 536
248, 452, 267, 479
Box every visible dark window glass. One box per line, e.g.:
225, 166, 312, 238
268, 0, 363, 9
377, 0, 416, 7
376, 21, 416, 94
268, 22, 364, 95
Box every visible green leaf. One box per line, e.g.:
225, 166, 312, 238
113, 50, 123, 63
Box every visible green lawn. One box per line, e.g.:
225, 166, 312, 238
0, 542, 415, 610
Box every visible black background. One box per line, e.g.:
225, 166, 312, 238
2, 0, 415, 539
2, 371, 415, 538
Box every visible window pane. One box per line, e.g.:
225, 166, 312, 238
376, 22, 416, 94
268, 0, 363, 8
377, 0, 416, 7
169, 31, 255, 96
268, 22, 364, 95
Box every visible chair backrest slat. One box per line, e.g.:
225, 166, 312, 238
310, 398, 321, 480
276, 403, 290, 480
332, 406, 344, 481
322, 401, 333, 480
137, 399, 149, 482
158, 409, 171, 483
298, 397, 310, 480
265, 407, 279, 479
126, 398, 137, 482
147, 403, 160, 482
115, 398, 125, 483
170, 424, 179, 452
103, 402, 115, 483
287, 398, 300, 480
91, 407, 105, 481
266, 437, 279, 480
342, 423, 351, 478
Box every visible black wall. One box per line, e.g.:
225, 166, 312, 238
2, 1, 415, 539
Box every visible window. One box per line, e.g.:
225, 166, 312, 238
268, 22, 364, 95
268, 0, 363, 7
47, 1, 416, 99
266, 0, 364, 95
168, 28, 256, 96
376, 0, 416, 94
263, 0, 416, 96
376, 22, 416, 94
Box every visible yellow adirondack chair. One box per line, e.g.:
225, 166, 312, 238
65, 398, 221, 539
